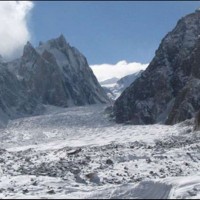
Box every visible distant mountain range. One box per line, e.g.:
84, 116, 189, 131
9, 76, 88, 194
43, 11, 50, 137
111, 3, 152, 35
100, 77, 119, 86
100, 70, 144, 100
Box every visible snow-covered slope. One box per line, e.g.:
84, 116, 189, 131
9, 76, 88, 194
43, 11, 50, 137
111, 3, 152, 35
0, 104, 200, 198
101, 70, 143, 100
117, 70, 143, 88
100, 77, 119, 85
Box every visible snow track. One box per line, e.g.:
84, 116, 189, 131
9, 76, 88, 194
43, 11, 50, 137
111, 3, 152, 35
0, 104, 199, 198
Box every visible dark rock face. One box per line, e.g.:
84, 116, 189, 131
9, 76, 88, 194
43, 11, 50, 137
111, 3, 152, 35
0, 35, 109, 126
114, 10, 200, 125
0, 63, 40, 126
166, 39, 200, 125
9, 35, 109, 108
116, 70, 144, 89
18, 42, 70, 107
194, 110, 200, 131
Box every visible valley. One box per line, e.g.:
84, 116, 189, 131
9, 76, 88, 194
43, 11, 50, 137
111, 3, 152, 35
0, 104, 199, 199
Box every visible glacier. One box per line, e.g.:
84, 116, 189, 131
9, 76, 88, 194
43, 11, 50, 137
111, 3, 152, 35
0, 104, 199, 199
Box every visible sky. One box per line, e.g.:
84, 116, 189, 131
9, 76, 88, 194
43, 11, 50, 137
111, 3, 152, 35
1, 1, 200, 81
30, 1, 200, 64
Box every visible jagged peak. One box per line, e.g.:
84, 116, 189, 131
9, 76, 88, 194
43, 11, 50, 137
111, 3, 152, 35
25, 41, 33, 47
57, 34, 66, 42
155, 9, 200, 63
44, 34, 69, 49
54, 34, 68, 48
35, 35, 75, 63
23, 41, 35, 52
22, 41, 38, 60
36, 35, 70, 54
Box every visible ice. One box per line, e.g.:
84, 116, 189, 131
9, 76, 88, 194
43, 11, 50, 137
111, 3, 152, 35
0, 104, 199, 198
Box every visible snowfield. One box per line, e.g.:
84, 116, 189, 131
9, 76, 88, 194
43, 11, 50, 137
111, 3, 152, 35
0, 104, 200, 199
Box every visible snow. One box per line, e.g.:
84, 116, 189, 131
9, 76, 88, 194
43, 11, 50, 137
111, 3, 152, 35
101, 71, 143, 100
0, 104, 199, 198
102, 83, 117, 88
36, 37, 84, 73
1, 105, 179, 150
100, 77, 119, 85
166, 176, 200, 199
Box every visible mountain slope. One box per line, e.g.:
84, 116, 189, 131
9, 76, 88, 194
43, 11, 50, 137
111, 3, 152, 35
116, 70, 144, 91
114, 10, 200, 125
100, 77, 119, 85
0, 35, 109, 126
0, 63, 41, 127
8, 35, 109, 108
101, 70, 143, 100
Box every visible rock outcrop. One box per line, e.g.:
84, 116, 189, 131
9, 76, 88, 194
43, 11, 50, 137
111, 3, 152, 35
194, 110, 200, 131
0, 63, 41, 126
114, 10, 200, 125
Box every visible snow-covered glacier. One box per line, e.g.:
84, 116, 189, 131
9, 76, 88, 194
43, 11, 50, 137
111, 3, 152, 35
0, 104, 200, 199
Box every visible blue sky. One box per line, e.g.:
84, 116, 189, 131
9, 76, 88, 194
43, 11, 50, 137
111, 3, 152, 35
29, 1, 200, 65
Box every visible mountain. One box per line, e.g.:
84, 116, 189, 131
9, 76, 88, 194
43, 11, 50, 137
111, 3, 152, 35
0, 63, 41, 127
101, 70, 143, 100
116, 70, 144, 90
113, 10, 200, 125
8, 35, 109, 108
100, 77, 119, 85
0, 35, 109, 126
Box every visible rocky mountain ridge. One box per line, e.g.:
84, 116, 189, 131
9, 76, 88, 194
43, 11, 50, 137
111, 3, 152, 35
114, 10, 200, 125
0, 35, 109, 126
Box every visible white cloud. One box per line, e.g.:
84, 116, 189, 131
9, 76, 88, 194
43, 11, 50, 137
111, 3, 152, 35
90, 60, 148, 82
0, 1, 34, 60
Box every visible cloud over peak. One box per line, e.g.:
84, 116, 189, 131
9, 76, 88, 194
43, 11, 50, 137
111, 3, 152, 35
0, 1, 34, 60
90, 60, 148, 82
